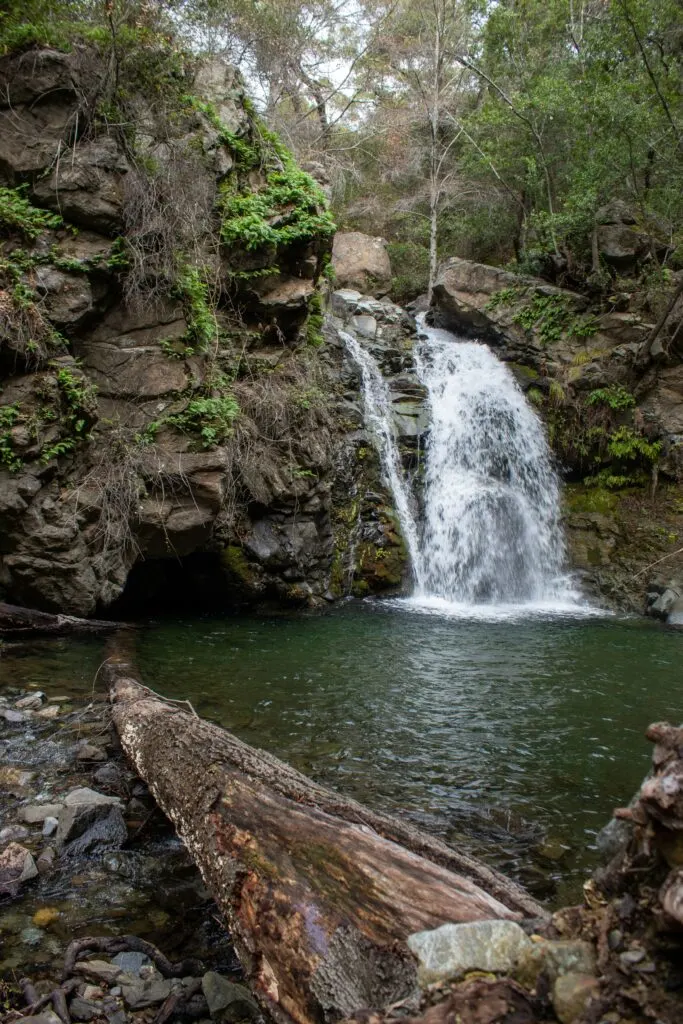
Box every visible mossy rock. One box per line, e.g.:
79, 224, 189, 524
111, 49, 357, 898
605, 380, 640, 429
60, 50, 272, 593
563, 485, 621, 516
220, 544, 258, 589
355, 540, 408, 591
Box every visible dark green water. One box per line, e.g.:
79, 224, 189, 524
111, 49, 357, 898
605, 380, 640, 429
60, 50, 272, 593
3, 602, 681, 904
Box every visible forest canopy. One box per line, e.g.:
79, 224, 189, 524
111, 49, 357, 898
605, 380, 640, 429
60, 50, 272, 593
2, 0, 682, 301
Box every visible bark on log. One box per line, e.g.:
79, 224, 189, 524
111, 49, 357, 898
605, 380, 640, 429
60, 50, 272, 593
0, 602, 128, 637
106, 656, 545, 1024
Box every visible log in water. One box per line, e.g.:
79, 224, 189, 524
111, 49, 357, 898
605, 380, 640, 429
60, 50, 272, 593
106, 655, 545, 1024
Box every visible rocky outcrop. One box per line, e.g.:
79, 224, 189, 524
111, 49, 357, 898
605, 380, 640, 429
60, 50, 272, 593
0, 43, 347, 615
596, 200, 651, 271
323, 289, 426, 597
332, 232, 392, 297
432, 257, 651, 380
431, 256, 683, 612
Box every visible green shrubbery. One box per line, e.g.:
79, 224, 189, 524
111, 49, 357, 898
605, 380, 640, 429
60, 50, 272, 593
0, 186, 62, 239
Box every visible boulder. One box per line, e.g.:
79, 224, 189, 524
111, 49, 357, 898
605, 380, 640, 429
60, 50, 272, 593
75, 959, 124, 986
2, 708, 26, 723
64, 787, 123, 807
0, 824, 30, 845
201, 972, 260, 1022
16, 692, 44, 709
645, 581, 683, 622
17, 1015, 63, 1024
69, 998, 103, 1022
193, 58, 244, 134
120, 974, 172, 1010
407, 919, 533, 984
332, 232, 392, 296
0, 841, 38, 896
33, 265, 95, 327
32, 137, 129, 233
112, 952, 151, 976
56, 788, 127, 856
596, 200, 649, 269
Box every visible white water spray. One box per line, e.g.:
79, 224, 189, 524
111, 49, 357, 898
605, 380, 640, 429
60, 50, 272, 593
413, 320, 569, 606
342, 319, 585, 614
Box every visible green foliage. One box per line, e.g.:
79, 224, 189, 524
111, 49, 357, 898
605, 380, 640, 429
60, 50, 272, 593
484, 290, 600, 346
387, 242, 430, 304
606, 426, 661, 464
304, 292, 325, 347
587, 386, 636, 412
173, 264, 217, 353
105, 237, 129, 271
485, 287, 520, 311
0, 186, 62, 239
584, 470, 643, 490
220, 169, 334, 251
39, 367, 97, 463
0, 404, 22, 472
204, 99, 334, 253
512, 294, 571, 346
167, 396, 240, 449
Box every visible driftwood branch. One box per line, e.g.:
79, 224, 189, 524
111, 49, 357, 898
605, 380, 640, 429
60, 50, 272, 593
0, 601, 129, 637
106, 654, 544, 1024
639, 277, 683, 362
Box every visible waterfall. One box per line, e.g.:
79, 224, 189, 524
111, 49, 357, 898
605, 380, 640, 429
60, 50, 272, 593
413, 319, 570, 607
342, 318, 583, 614
339, 330, 424, 583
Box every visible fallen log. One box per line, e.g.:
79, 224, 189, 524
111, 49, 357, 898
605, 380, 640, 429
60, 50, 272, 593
106, 655, 545, 1024
0, 601, 128, 637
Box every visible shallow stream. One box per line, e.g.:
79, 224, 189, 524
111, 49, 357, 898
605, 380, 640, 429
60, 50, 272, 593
3, 601, 681, 907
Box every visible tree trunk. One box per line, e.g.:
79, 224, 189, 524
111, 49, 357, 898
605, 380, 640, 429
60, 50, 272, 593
106, 656, 545, 1024
0, 601, 127, 637
639, 278, 683, 363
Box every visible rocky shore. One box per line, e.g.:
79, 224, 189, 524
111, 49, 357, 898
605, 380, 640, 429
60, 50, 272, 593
0, 677, 247, 1024
2, 648, 683, 1024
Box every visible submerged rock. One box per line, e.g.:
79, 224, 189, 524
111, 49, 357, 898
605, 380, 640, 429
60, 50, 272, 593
16, 692, 45, 710
407, 919, 533, 984
112, 951, 151, 976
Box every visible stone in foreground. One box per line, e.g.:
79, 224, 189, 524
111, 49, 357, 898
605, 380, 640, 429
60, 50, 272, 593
407, 919, 533, 984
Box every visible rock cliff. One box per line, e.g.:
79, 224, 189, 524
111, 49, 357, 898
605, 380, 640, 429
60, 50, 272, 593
0, 43, 412, 616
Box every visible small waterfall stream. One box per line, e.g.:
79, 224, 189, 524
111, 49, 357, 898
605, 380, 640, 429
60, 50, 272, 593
342, 318, 583, 613
339, 329, 424, 582
413, 320, 568, 606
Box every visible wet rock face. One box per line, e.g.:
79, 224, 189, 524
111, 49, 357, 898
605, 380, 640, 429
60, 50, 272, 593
322, 289, 425, 597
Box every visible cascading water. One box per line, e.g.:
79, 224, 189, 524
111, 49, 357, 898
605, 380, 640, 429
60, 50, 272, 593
342, 318, 584, 614
413, 319, 571, 607
339, 330, 424, 581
